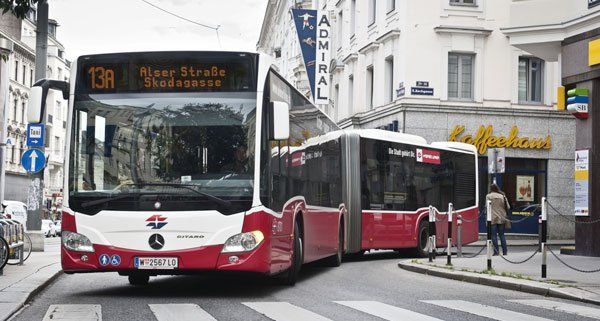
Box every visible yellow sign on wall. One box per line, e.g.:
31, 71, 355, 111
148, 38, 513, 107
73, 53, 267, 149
449, 125, 552, 154
589, 38, 600, 66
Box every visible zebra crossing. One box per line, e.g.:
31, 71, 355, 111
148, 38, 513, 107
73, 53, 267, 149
40, 298, 600, 321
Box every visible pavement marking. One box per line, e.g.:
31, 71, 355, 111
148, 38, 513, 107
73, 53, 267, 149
509, 299, 600, 320
334, 300, 443, 321
42, 304, 101, 321
149, 304, 217, 321
242, 302, 332, 321
422, 300, 554, 321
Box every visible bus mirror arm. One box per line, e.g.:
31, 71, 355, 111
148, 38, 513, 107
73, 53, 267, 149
28, 79, 69, 124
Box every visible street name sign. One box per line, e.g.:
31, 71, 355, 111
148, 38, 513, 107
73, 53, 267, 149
26, 123, 45, 147
21, 148, 46, 173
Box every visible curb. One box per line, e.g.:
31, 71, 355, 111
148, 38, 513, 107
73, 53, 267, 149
1, 266, 63, 321
398, 260, 600, 306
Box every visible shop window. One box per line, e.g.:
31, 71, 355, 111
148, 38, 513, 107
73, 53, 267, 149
519, 57, 544, 103
448, 53, 474, 100
450, 0, 476, 6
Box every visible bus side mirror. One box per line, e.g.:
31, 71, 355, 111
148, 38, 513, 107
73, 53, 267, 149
270, 101, 290, 141
28, 79, 69, 124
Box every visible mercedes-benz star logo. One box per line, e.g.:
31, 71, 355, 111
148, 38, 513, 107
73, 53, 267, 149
148, 234, 165, 250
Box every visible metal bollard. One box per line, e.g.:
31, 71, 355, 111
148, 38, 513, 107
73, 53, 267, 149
457, 214, 462, 257
447, 203, 453, 266
428, 205, 435, 262
486, 199, 492, 271
541, 197, 548, 278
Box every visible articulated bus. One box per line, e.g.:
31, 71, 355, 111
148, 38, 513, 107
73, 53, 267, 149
279, 130, 479, 257
28, 51, 343, 285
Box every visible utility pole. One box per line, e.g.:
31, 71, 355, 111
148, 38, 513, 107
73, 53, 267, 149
0, 38, 14, 207
26, 0, 49, 251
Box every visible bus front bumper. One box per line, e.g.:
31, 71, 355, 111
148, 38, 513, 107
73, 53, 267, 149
61, 241, 272, 275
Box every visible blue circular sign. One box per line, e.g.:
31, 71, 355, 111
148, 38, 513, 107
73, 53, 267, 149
110, 255, 121, 266
21, 149, 46, 173
99, 254, 110, 266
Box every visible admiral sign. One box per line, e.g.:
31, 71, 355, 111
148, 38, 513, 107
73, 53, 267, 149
291, 9, 331, 105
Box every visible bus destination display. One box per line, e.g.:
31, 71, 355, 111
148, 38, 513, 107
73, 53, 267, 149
80, 59, 254, 93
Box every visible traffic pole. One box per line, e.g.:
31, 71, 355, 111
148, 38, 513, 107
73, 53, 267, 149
486, 199, 492, 271
541, 197, 548, 278
457, 214, 462, 257
428, 205, 434, 262
447, 203, 453, 266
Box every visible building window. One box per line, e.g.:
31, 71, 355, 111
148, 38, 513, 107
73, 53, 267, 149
58, 49, 64, 59
30, 69, 34, 86
337, 11, 343, 49
448, 53, 474, 100
21, 102, 25, 124
334, 84, 340, 111
518, 57, 544, 103
368, 0, 376, 26
348, 75, 354, 113
387, 0, 395, 13
366, 66, 374, 109
350, 0, 356, 36
55, 136, 60, 154
47, 114, 53, 124
450, 0, 476, 6
14, 60, 19, 81
385, 56, 394, 104
13, 99, 18, 121
22, 65, 26, 85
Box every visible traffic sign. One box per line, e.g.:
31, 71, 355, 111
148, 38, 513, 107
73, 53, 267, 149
26, 123, 45, 147
21, 148, 46, 173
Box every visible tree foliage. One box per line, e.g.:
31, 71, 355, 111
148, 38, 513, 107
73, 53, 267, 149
0, 0, 40, 19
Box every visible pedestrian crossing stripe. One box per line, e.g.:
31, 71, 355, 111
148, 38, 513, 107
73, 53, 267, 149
422, 300, 554, 321
335, 301, 443, 321
509, 299, 600, 320
242, 302, 332, 321
39, 299, 595, 321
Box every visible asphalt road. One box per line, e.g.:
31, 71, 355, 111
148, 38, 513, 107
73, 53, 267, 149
9, 247, 600, 321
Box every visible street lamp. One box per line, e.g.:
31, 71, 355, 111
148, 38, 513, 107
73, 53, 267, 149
0, 37, 14, 206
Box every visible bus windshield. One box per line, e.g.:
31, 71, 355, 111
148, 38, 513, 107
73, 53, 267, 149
68, 92, 256, 214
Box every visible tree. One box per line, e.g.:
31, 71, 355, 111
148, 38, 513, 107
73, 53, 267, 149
0, 0, 40, 19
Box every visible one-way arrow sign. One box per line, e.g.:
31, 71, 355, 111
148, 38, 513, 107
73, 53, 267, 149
21, 148, 46, 173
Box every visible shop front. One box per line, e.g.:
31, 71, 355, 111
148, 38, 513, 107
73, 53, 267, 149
343, 105, 576, 239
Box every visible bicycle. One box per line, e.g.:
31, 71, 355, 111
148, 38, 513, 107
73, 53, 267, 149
0, 234, 8, 271
6, 232, 32, 265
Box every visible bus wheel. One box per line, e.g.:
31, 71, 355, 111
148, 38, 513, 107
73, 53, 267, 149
323, 223, 343, 267
128, 274, 149, 286
415, 220, 429, 258
279, 224, 302, 286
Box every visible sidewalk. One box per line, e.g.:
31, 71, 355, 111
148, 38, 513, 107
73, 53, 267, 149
399, 243, 600, 306
0, 238, 61, 321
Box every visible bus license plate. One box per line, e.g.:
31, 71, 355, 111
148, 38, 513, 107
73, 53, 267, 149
134, 257, 178, 269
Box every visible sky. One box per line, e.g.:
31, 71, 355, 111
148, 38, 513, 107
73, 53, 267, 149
48, 0, 269, 60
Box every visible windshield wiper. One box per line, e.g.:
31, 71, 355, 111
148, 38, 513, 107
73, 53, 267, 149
131, 182, 232, 209
81, 194, 137, 208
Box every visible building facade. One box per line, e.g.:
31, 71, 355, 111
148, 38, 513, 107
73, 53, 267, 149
1, 10, 70, 216
502, 0, 600, 253
259, 0, 577, 238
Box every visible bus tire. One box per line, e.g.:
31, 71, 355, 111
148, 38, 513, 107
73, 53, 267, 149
279, 223, 302, 286
128, 274, 149, 286
323, 222, 343, 267
415, 220, 429, 258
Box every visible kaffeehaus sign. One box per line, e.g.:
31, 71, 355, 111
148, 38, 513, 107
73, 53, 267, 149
449, 125, 551, 154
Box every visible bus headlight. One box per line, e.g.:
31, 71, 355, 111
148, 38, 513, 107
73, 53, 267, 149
62, 231, 94, 253
221, 231, 264, 253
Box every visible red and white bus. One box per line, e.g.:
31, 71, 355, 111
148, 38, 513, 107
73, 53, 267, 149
295, 129, 479, 257
29, 51, 343, 285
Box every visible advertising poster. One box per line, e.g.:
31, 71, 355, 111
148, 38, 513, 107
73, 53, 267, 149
516, 175, 534, 202
575, 149, 590, 216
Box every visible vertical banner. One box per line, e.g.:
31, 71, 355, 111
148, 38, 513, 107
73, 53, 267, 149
291, 9, 330, 105
575, 149, 589, 216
